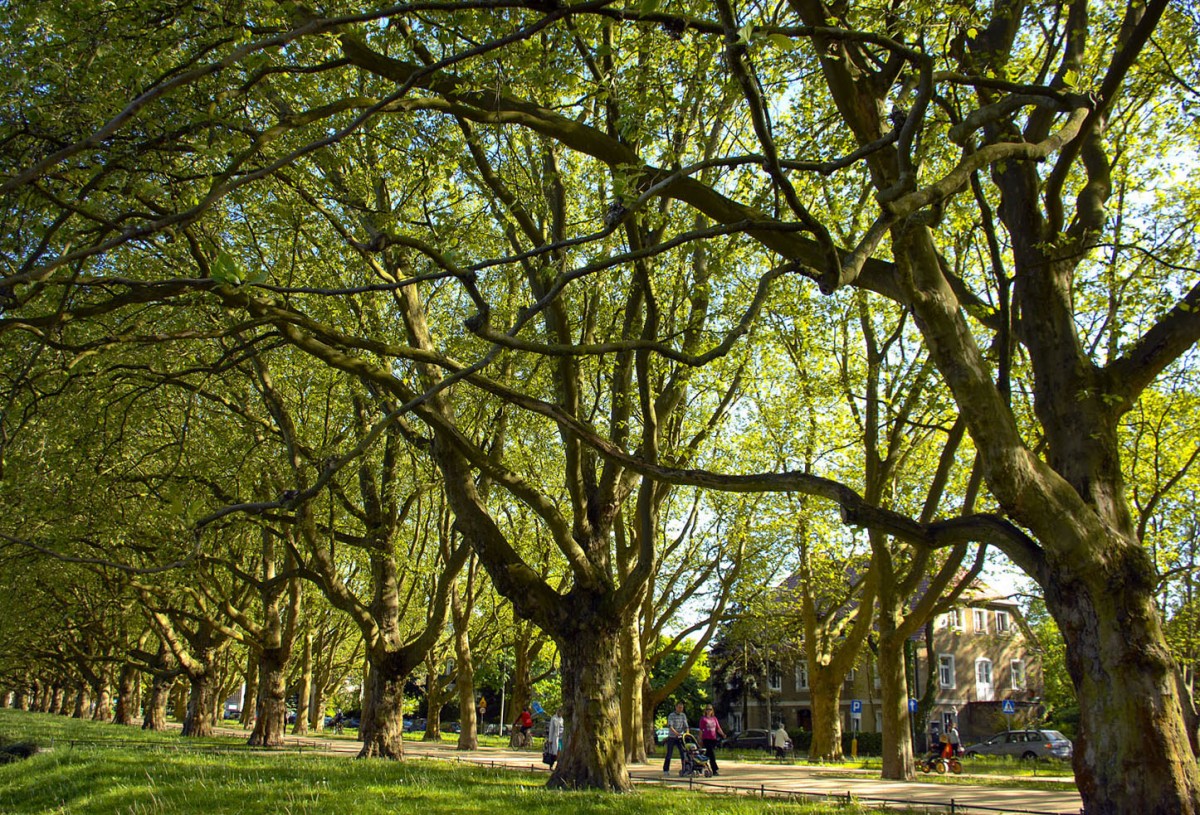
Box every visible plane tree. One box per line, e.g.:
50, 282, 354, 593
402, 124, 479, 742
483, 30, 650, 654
5, 0, 1200, 808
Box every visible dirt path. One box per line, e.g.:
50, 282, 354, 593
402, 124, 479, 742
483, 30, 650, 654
209, 725, 1081, 814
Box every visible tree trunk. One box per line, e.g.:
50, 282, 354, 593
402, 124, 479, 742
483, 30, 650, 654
877, 622, 915, 780
452, 589, 478, 751
45, 683, 60, 714
91, 675, 114, 723
72, 686, 88, 718
171, 680, 187, 723
113, 663, 140, 725
240, 648, 258, 730
511, 635, 533, 723
248, 647, 288, 747
422, 649, 445, 743
143, 674, 172, 731
807, 667, 844, 762
358, 663, 405, 759
1044, 548, 1200, 815
182, 673, 217, 737
548, 623, 629, 791
619, 621, 648, 762
294, 629, 313, 736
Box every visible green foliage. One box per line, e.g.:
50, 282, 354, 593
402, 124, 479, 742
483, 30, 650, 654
1020, 594, 1077, 730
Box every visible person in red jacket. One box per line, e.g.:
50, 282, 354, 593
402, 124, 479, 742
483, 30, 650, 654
517, 706, 533, 737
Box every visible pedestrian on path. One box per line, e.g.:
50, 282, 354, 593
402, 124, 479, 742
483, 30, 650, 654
545, 708, 564, 769
663, 701, 689, 775
698, 705, 725, 776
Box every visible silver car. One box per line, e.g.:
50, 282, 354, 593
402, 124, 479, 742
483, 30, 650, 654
963, 729, 1073, 760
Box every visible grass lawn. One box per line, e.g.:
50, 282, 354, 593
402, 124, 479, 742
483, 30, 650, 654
0, 709, 889, 815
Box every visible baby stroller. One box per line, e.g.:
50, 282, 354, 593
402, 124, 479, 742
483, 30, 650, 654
919, 738, 962, 774
679, 733, 713, 778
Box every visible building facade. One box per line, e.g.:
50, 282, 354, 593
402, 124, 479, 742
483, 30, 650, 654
724, 592, 1042, 742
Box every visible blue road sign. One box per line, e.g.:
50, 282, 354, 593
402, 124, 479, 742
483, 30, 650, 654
908, 698, 919, 713
532, 701, 545, 715
1001, 699, 1016, 715
850, 699, 863, 714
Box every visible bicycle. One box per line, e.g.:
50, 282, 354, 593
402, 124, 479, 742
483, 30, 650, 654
509, 726, 533, 750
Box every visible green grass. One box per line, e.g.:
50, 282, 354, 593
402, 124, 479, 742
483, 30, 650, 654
0, 710, 891, 815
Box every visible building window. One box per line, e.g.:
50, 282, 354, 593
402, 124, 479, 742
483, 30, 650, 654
1011, 660, 1026, 690
938, 654, 956, 689
973, 608, 989, 633
872, 664, 881, 689
768, 667, 782, 692
941, 608, 963, 630
845, 668, 857, 685
875, 711, 884, 733
795, 661, 809, 690
942, 712, 956, 733
995, 610, 1011, 634
976, 658, 995, 701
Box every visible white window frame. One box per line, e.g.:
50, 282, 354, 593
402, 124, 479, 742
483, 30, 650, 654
938, 654, 956, 689
844, 668, 857, 685
795, 660, 809, 690
942, 712, 956, 733
995, 610, 1011, 634
947, 608, 963, 630
975, 658, 994, 701
768, 667, 782, 692
1010, 659, 1026, 690
973, 608, 989, 633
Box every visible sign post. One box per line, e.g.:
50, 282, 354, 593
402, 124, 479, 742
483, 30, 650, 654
1002, 698, 1016, 730
850, 700, 862, 758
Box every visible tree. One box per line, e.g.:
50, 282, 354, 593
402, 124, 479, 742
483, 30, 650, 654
4, 0, 1200, 808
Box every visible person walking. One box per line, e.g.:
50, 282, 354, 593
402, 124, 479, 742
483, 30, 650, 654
698, 705, 726, 776
663, 701, 689, 775
545, 708, 564, 769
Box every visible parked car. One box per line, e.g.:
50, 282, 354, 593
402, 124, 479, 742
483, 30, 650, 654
223, 708, 240, 720
962, 729, 1073, 760
722, 729, 790, 752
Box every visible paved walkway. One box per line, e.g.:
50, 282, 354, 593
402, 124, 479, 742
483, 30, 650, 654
214, 726, 1083, 815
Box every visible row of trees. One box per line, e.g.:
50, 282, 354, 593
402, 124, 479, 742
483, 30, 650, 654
2, 0, 1200, 811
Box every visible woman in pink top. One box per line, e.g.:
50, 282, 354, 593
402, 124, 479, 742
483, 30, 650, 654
698, 705, 726, 776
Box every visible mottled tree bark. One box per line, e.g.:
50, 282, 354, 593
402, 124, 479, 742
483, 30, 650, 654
549, 623, 628, 791
422, 647, 446, 742
171, 680, 187, 723
620, 621, 647, 763
240, 649, 258, 730
876, 622, 914, 779
451, 583, 478, 751
182, 671, 217, 737
248, 647, 288, 747
359, 666, 405, 759
1044, 547, 1200, 815
113, 663, 140, 725
807, 665, 844, 762
294, 629, 313, 736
